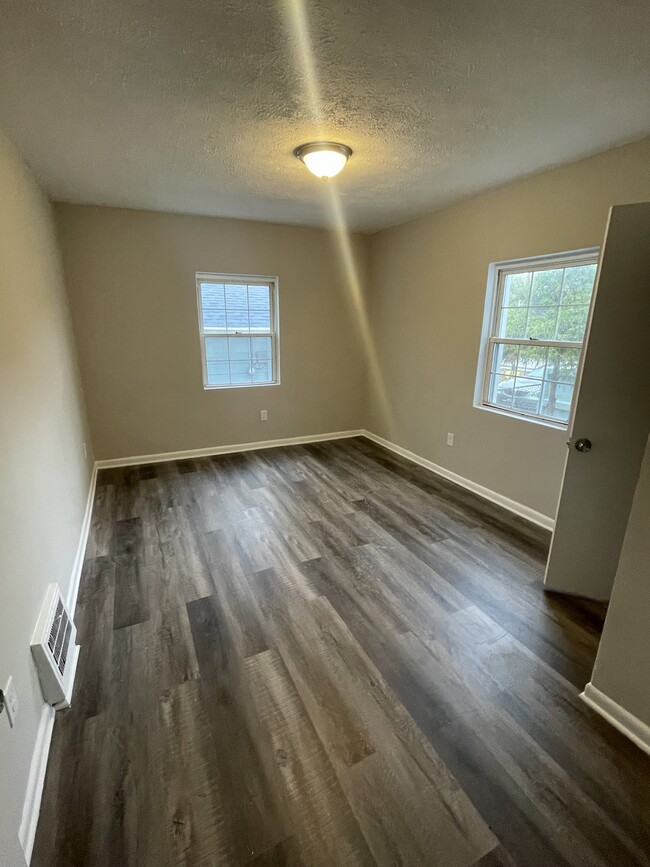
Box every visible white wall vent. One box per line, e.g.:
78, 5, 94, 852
30, 584, 79, 709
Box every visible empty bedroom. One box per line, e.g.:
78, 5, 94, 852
1, 1, 650, 865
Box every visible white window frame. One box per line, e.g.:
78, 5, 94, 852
195, 272, 280, 390
474, 248, 600, 428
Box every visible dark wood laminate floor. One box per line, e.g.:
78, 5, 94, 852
33, 437, 650, 867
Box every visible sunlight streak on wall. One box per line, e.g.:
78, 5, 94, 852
280, 0, 394, 436
325, 183, 395, 437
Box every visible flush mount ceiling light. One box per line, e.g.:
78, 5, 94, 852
294, 141, 352, 179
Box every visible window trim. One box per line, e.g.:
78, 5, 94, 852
195, 272, 280, 390
475, 248, 600, 428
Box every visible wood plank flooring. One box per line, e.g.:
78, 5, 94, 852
32, 437, 650, 866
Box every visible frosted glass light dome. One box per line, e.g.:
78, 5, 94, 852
295, 142, 352, 179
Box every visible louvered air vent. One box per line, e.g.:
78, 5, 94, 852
31, 584, 79, 709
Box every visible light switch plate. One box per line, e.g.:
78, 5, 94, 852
3, 676, 18, 727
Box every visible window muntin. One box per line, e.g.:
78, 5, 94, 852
480, 252, 598, 425
196, 275, 279, 388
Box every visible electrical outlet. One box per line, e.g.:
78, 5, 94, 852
2, 676, 18, 727
446, 432, 455, 447
260, 410, 268, 421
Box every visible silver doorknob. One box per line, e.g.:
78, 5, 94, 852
574, 438, 592, 453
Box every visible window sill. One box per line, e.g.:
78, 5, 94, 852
203, 381, 280, 391
474, 401, 568, 431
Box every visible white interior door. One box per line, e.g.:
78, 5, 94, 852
544, 202, 650, 600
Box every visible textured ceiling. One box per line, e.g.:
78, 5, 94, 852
0, 0, 649, 231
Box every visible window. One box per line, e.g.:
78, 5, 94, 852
476, 249, 599, 425
196, 274, 279, 389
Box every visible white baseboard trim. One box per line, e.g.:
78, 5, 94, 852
580, 682, 650, 757
18, 704, 56, 864
19, 462, 97, 864
361, 430, 554, 531
95, 428, 553, 531
95, 429, 366, 469
66, 463, 98, 612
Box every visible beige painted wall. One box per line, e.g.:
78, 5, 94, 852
1, 134, 647, 861
55, 205, 369, 461
590, 437, 650, 727
367, 136, 650, 519
0, 133, 92, 865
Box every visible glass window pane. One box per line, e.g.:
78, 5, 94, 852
490, 342, 518, 377
200, 281, 272, 333
500, 307, 527, 338
200, 283, 226, 330
203, 335, 274, 386
530, 268, 563, 306
224, 283, 250, 331
487, 343, 580, 422
561, 264, 597, 306
540, 381, 573, 422
251, 335, 272, 360
556, 306, 590, 341
248, 285, 271, 331
502, 272, 531, 307
516, 345, 548, 380
489, 372, 514, 409
252, 343, 273, 380
229, 360, 253, 384
206, 361, 229, 386
228, 336, 251, 360
225, 336, 273, 385
511, 378, 542, 415
199, 277, 275, 386
486, 257, 595, 422
546, 347, 580, 384
526, 307, 557, 340
204, 336, 228, 361
253, 360, 273, 382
